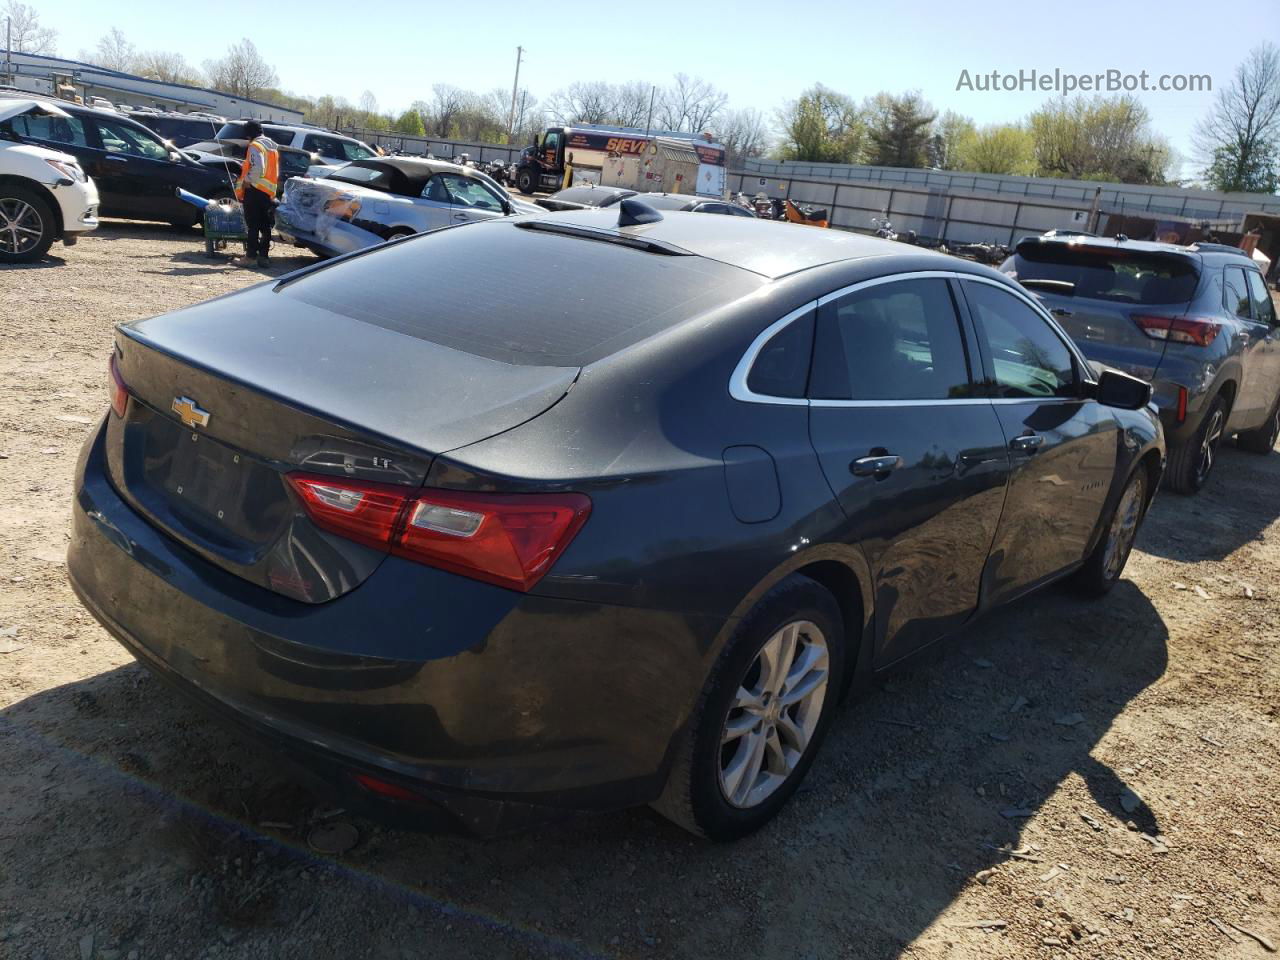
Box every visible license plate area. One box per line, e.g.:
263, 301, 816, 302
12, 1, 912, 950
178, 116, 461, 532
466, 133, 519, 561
130, 408, 290, 548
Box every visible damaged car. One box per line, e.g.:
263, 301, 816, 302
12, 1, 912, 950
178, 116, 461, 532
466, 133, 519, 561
276, 157, 535, 257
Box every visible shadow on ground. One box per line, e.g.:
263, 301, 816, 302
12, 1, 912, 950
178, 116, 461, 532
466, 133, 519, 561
0, 577, 1167, 959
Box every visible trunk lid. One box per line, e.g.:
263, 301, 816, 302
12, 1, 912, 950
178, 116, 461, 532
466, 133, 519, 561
1008, 239, 1201, 379
108, 282, 579, 603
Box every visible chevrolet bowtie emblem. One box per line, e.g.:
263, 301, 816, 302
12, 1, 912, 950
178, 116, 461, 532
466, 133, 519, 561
172, 396, 210, 429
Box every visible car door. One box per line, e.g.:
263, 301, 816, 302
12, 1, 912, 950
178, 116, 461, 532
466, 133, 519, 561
416, 176, 460, 230
88, 117, 192, 221
805, 275, 1011, 667
436, 174, 508, 225
1225, 264, 1272, 425
1244, 268, 1280, 421
958, 278, 1118, 607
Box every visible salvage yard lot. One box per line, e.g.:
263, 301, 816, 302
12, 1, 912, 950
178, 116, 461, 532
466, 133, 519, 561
1, 222, 1278, 960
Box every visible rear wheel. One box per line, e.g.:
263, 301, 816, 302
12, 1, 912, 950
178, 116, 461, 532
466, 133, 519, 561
0, 186, 56, 264
1237, 393, 1280, 454
1075, 466, 1148, 596
652, 575, 845, 841
516, 168, 537, 195
1165, 393, 1227, 494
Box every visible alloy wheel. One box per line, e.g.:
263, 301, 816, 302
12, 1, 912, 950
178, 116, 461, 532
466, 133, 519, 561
0, 198, 45, 256
718, 620, 829, 809
1196, 408, 1225, 484
1103, 475, 1145, 581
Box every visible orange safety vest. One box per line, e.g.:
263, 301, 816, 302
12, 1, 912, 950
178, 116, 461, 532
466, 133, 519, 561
237, 137, 279, 199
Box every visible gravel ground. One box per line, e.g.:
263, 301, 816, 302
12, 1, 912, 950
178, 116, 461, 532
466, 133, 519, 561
1, 222, 1278, 960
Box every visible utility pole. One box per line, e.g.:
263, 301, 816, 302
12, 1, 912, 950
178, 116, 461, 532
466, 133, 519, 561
644, 85, 656, 136
5, 18, 12, 86
506, 46, 524, 140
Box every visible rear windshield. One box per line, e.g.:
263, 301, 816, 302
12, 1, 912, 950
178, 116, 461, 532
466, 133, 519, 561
141, 116, 220, 141
278, 221, 761, 366
551, 187, 633, 207
1011, 243, 1199, 305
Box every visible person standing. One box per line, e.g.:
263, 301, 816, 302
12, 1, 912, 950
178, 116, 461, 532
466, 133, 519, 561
235, 120, 279, 268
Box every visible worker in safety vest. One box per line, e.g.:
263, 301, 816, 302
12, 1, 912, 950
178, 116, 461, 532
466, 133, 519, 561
235, 120, 279, 268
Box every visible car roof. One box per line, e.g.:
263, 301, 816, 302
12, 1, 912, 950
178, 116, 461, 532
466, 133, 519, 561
522, 206, 945, 279
1016, 235, 1208, 263
363, 156, 482, 179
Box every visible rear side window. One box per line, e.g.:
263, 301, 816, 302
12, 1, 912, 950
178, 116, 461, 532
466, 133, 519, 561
1224, 267, 1253, 319
280, 222, 763, 366
809, 278, 972, 401
264, 126, 294, 143
746, 311, 814, 399
1011, 244, 1199, 305
4, 113, 89, 147
964, 281, 1078, 399
1245, 270, 1278, 326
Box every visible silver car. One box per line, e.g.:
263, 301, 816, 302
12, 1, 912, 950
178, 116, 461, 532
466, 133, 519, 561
276, 157, 536, 258
1003, 237, 1280, 492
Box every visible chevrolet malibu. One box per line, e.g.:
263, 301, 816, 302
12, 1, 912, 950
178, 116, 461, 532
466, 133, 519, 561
69, 202, 1164, 840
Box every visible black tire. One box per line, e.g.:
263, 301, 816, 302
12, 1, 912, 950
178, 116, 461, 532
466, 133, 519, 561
516, 168, 537, 195
0, 185, 56, 264
652, 574, 846, 841
385, 227, 415, 242
1236, 393, 1280, 455
1165, 393, 1228, 494
1074, 466, 1149, 596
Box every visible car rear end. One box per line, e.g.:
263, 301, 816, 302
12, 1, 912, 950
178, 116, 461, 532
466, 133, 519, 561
1003, 239, 1215, 446
67, 221, 761, 831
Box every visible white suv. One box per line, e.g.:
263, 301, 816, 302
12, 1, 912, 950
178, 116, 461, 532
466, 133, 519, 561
212, 120, 377, 175
0, 100, 99, 263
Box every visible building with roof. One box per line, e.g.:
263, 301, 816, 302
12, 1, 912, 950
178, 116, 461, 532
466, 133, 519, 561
0, 50, 303, 123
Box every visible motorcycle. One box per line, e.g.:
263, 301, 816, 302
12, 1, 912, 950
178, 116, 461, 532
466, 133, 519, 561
871, 216, 897, 241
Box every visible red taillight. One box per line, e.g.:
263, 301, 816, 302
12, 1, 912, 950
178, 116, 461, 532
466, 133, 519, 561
108, 353, 129, 417
394, 489, 591, 592
286, 474, 410, 552
1132, 314, 1220, 347
352, 772, 421, 802
285, 473, 591, 592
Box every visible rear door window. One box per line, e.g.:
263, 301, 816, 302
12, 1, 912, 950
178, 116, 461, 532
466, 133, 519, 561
1245, 269, 1278, 326
94, 119, 170, 160
809, 278, 973, 401
1224, 266, 1254, 319
437, 174, 503, 211
964, 281, 1079, 399
1012, 244, 1199, 304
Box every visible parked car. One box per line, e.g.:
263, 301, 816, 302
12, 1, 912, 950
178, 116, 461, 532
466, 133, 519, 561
69, 203, 1163, 841
0, 99, 99, 262
128, 111, 225, 149
1003, 236, 1280, 492
276, 157, 527, 257
0, 93, 237, 226
213, 121, 377, 174
183, 138, 314, 197
535, 184, 637, 211
624, 192, 757, 217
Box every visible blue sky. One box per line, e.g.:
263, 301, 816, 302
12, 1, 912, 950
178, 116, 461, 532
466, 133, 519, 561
29, 0, 1276, 170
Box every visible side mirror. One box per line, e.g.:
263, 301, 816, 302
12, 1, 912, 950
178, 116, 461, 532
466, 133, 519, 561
169, 150, 184, 162
501, 199, 513, 216
1092, 369, 1152, 410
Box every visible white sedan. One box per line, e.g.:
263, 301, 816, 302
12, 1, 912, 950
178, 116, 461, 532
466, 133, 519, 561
275, 157, 538, 258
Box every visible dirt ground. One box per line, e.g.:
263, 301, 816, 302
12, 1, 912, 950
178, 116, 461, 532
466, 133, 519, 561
1, 223, 1278, 960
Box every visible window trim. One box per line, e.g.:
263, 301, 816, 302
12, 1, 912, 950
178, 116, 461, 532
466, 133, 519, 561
730, 270, 1096, 407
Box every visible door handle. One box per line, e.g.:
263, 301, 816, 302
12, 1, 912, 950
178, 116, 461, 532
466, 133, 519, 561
452, 213, 468, 219
1050, 307, 1072, 318
1010, 433, 1044, 453
104, 155, 129, 164
850, 454, 901, 477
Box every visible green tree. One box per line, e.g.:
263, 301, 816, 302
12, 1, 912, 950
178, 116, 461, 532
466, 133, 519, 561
777, 85, 866, 164
393, 109, 426, 137
865, 91, 936, 167
1030, 95, 1171, 183
1194, 44, 1280, 193
927, 110, 976, 170
957, 123, 1036, 175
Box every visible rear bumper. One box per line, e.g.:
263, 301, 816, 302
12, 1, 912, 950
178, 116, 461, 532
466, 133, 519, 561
68, 421, 706, 831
